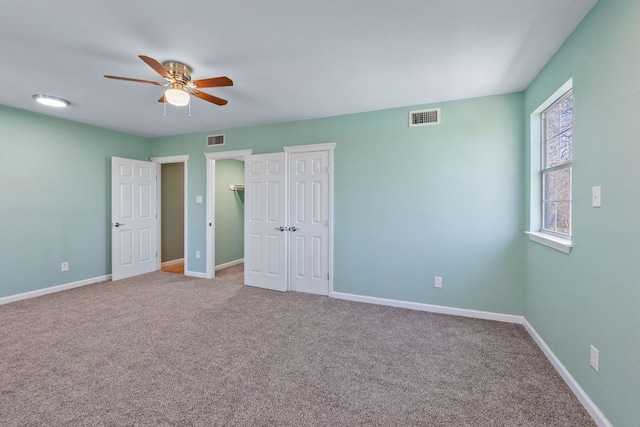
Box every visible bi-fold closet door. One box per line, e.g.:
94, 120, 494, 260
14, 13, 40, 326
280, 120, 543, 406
244, 149, 330, 296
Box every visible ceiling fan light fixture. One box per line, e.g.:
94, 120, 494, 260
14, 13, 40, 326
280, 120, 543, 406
165, 87, 190, 107
32, 94, 70, 108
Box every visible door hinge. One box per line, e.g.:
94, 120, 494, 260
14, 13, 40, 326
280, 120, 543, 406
327, 273, 330, 280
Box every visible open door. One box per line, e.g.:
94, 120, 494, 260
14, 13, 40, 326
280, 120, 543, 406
244, 152, 287, 291
111, 157, 157, 281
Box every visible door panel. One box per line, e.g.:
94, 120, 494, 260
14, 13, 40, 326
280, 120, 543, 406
244, 153, 287, 291
112, 157, 157, 281
290, 151, 329, 295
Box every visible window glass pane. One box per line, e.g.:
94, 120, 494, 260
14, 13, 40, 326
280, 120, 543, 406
542, 201, 571, 235
546, 130, 573, 167
555, 167, 571, 201
556, 201, 571, 235
546, 107, 561, 139
545, 93, 573, 139
559, 94, 573, 133
543, 172, 553, 202
543, 168, 571, 202
542, 201, 556, 231
542, 167, 572, 236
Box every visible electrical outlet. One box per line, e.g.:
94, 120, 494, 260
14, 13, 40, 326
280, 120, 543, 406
195, 251, 200, 259
434, 276, 443, 288
61, 262, 69, 272
590, 345, 599, 372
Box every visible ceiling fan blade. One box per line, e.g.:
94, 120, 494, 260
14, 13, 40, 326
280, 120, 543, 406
104, 75, 164, 85
191, 90, 228, 106
138, 55, 171, 79
191, 76, 233, 88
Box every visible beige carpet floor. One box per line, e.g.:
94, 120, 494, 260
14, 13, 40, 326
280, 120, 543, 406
0, 265, 595, 426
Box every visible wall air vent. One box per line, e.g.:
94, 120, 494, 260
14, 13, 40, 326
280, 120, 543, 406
206, 134, 225, 147
409, 108, 441, 127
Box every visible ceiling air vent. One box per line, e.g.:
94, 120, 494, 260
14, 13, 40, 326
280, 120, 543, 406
206, 134, 225, 147
409, 108, 441, 127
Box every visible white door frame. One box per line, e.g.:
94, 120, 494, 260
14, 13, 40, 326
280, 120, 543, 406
150, 155, 189, 273
204, 150, 253, 279
283, 142, 335, 296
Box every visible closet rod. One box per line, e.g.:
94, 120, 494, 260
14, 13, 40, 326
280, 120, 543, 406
229, 184, 245, 191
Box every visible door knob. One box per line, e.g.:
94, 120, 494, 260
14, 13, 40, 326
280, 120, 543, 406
289, 226, 298, 232
273, 226, 285, 232
114, 222, 126, 228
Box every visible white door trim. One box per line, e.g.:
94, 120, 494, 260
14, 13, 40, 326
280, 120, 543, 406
150, 155, 189, 273
283, 143, 335, 296
204, 150, 253, 279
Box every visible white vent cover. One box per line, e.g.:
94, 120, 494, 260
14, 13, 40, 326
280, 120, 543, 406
409, 108, 441, 127
206, 134, 225, 147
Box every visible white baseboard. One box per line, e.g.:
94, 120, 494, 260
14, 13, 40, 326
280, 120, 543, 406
183, 259, 243, 279
215, 258, 244, 271
331, 292, 524, 324
523, 320, 612, 427
0, 275, 111, 306
161, 258, 184, 267
185, 270, 209, 279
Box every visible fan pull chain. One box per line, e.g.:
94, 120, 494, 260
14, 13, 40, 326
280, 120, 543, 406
163, 100, 167, 119
188, 99, 191, 118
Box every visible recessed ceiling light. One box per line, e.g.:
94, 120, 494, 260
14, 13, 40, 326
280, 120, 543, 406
32, 94, 70, 108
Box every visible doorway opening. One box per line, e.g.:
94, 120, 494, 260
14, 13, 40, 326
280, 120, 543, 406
214, 159, 245, 271
151, 155, 188, 275
160, 162, 185, 274
205, 150, 253, 278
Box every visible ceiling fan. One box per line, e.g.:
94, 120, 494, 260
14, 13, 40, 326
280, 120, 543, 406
104, 55, 233, 107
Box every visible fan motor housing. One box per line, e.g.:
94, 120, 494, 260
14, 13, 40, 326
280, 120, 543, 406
163, 61, 192, 83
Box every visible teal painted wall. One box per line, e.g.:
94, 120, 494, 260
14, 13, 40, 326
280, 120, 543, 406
151, 92, 526, 315
0, 106, 151, 298
5, 4, 634, 419
160, 162, 184, 262
214, 159, 244, 266
523, 0, 640, 425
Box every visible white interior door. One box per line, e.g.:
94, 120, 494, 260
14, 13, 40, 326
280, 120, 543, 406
289, 151, 330, 295
111, 157, 157, 281
244, 152, 287, 291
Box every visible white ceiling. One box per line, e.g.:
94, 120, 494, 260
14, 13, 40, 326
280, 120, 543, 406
0, 0, 597, 138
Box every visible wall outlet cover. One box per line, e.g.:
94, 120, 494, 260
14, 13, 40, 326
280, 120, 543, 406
434, 276, 443, 288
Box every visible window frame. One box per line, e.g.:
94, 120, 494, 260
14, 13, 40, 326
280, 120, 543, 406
541, 90, 573, 238
526, 79, 574, 254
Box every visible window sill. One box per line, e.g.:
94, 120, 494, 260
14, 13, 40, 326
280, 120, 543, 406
525, 231, 573, 254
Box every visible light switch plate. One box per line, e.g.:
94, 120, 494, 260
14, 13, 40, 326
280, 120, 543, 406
592, 186, 601, 208
590, 345, 599, 372
196, 195, 203, 204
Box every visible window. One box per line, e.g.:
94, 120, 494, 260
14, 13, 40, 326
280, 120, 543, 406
541, 91, 573, 236
526, 79, 573, 254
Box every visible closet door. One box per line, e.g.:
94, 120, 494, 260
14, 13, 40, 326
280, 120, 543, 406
244, 152, 288, 291
289, 151, 330, 295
